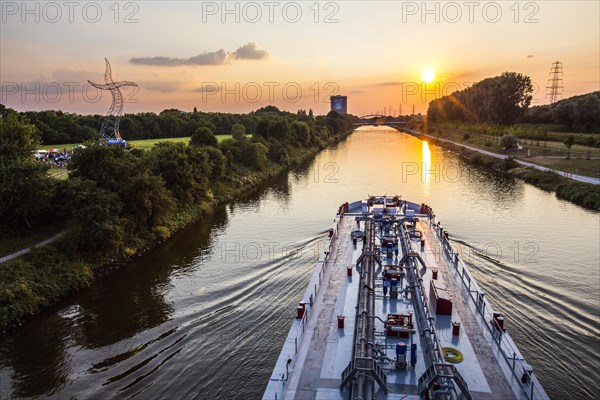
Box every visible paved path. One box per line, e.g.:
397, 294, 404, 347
50, 169, 69, 179
404, 129, 600, 185
0, 232, 65, 264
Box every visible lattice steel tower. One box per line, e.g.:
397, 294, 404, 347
88, 59, 137, 142
546, 61, 563, 104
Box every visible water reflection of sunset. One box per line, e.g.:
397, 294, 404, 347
422, 140, 432, 195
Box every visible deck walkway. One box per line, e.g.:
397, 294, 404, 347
419, 220, 516, 399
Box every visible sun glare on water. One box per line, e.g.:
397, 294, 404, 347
421, 69, 435, 83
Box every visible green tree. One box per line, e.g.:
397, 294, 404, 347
68, 144, 175, 239
121, 173, 175, 236
585, 136, 595, 160
68, 145, 137, 193
267, 141, 289, 165
189, 114, 216, 133
267, 119, 291, 142
190, 126, 218, 147
500, 134, 518, 150
487, 72, 533, 124
574, 95, 600, 130
201, 146, 226, 180
0, 112, 52, 229
148, 142, 200, 204
185, 145, 210, 193
564, 136, 575, 159
291, 121, 310, 146
157, 111, 183, 138
254, 118, 270, 139
65, 178, 127, 258
219, 139, 268, 171
231, 123, 246, 140
426, 72, 533, 125
553, 101, 575, 127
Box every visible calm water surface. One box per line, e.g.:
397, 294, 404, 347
1, 128, 598, 399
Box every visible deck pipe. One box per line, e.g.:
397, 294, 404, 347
351, 219, 377, 400
398, 220, 440, 367
398, 219, 465, 398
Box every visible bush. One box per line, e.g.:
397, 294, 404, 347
503, 156, 518, 170
462, 133, 470, 141
148, 142, 204, 203
219, 139, 268, 171
267, 119, 291, 142
190, 126, 218, 147
267, 141, 290, 166
0, 113, 53, 230
556, 183, 600, 210
500, 134, 518, 149
201, 146, 227, 180
231, 123, 246, 140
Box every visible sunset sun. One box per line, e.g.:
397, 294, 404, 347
421, 68, 436, 83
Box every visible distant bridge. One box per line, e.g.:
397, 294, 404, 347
353, 114, 407, 129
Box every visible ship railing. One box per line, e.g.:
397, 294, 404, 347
266, 216, 343, 400
427, 215, 548, 400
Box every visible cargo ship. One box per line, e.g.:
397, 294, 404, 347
263, 196, 549, 400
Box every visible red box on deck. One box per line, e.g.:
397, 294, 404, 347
430, 279, 453, 315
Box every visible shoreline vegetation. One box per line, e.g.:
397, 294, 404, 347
425, 122, 600, 179
0, 105, 355, 334
421, 73, 599, 210
403, 129, 600, 210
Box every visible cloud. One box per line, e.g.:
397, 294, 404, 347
231, 43, 269, 60
130, 49, 228, 66
130, 43, 268, 67
526, 54, 535, 59
374, 81, 402, 87
193, 85, 221, 93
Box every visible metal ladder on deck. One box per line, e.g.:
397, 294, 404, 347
417, 363, 472, 399
340, 357, 388, 394
356, 251, 382, 270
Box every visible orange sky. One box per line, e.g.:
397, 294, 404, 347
1, 1, 598, 115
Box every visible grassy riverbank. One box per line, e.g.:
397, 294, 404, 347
408, 132, 600, 210
427, 123, 600, 178
0, 137, 348, 333
40, 135, 237, 151
1, 108, 355, 334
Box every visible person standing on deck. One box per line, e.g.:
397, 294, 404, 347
382, 274, 389, 297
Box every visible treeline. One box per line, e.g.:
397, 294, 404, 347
0, 106, 355, 329
0, 103, 326, 145
523, 91, 600, 132
1, 105, 354, 234
427, 72, 534, 125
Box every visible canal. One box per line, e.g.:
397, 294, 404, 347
1, 128, 598, 399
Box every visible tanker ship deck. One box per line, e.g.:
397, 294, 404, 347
263, 196, 549, 400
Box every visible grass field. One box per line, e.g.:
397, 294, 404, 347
428, 127, 600, 178
40, 135, 235, 151
41, 135, 239, 180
